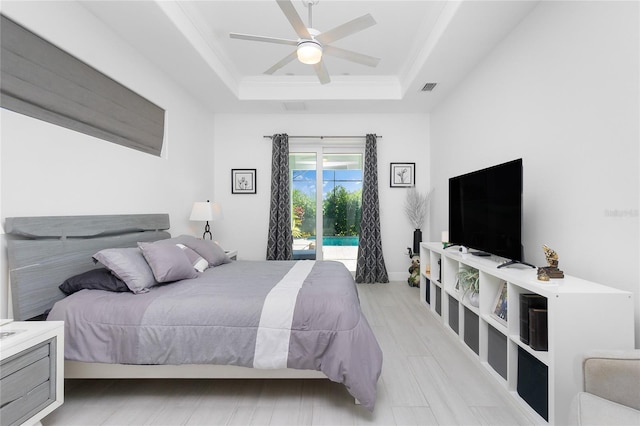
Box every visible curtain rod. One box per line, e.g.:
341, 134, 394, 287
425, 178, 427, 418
263, 135, 382, 140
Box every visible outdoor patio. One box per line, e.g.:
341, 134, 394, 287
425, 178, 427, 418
324, 245, 358, 272
293, 238, 358, 272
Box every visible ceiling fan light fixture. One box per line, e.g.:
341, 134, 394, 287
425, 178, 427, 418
297, 40, 322, 64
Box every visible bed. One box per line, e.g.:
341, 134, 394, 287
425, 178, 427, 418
5, 214, 383, 410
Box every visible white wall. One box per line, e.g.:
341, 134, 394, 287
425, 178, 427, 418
212, 113, 430, 279
0, 2, 216, 318
430, 1, 640, 345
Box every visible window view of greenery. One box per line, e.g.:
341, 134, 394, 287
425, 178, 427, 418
322, 170, 362, 237
292, 170, 362, 238
291, 172, 315, 239
290, 153, 362, 268
290, 153, 363, 241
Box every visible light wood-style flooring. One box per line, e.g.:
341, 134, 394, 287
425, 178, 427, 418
42, 281, 537, 425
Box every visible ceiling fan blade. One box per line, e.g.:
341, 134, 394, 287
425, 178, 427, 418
323, 45, 380, 68
230, 33, 298, 46
264, 51, 298, 75
276, 0, 311, 39
315, 14, 376, 45
313, 60, 331, 85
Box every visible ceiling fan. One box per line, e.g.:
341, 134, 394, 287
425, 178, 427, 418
229, 0, 380, 85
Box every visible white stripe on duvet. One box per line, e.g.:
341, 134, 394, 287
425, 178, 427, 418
253, 260, 315, 369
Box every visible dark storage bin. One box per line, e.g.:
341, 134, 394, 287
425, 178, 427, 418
448, 295, 459, 334
488, 325, 507, 379
463, 307, 479, 355
425, 278, 430, 304
517, 346, 548, 421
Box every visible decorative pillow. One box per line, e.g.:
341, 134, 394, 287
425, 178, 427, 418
152, 235, 194, 247
59, 268, 130, 295
182, 236, 231, 267
138, 242, 198, 283
176, 244, 208, 272
151, 235, 231, 267
93, 247, 157, 294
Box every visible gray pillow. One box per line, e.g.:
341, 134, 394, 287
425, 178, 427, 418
176, 243, 208, 272
183, 237, 231, 267
153, 235, 230, 267
138, 242, 198, 283
93, 248, 157, 294
152, 234, 195, 247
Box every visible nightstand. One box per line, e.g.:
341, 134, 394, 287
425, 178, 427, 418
225, 250, 238, 260
0, 321, 64, 426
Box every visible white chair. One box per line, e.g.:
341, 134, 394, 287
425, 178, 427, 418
569, 350, 640, 425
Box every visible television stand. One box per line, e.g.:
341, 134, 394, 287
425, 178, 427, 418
418, 241, 634, 425
497, 259, 536, 269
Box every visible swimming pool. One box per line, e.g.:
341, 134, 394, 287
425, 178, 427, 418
312, 236, 359, 246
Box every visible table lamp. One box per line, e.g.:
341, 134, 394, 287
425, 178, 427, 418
189, 200, 223, 239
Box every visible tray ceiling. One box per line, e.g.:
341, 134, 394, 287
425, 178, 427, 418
79, 0, 540, 113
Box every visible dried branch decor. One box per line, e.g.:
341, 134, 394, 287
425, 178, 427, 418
404, 187, 431, 230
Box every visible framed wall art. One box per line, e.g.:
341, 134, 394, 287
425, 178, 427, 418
231, 169, 256, 194
390, 162, 415, 187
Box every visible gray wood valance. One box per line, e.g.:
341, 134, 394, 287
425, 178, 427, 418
0, 14, 165, 156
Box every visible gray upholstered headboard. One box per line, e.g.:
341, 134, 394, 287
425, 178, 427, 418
5, 214, 171, 320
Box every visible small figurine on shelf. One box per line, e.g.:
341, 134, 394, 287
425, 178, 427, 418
543, 245, 559, 268
537, 268, 550, 281
537, 245, 564, 280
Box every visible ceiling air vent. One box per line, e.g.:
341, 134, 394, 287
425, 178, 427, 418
421, 83, 437, 92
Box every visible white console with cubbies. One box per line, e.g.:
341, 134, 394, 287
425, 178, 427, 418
419, 242, 634, 425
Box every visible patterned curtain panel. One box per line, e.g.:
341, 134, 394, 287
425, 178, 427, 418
266, 134, 293, 260
355, 134, 389, 283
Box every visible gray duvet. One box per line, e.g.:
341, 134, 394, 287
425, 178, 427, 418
47, 260, 383, 410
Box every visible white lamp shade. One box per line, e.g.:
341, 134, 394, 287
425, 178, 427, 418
297, 41, 322, 65
190, 201, 223, 221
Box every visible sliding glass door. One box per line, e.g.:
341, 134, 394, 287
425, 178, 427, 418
290, 152, 319, 260
290, 147, 363, 271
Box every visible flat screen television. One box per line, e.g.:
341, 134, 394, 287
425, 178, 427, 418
449, 158, 524, 265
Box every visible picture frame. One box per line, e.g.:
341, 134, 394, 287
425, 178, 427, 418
492, 282, 508, 327
390, 162, 415, 187
231, 169, 256, 194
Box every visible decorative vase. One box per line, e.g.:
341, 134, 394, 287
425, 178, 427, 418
468, 291, 480, 307
413, 229, 422, 255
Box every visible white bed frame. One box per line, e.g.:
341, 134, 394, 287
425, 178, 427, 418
65, 361, 326, 379
6, 214, 330, 382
